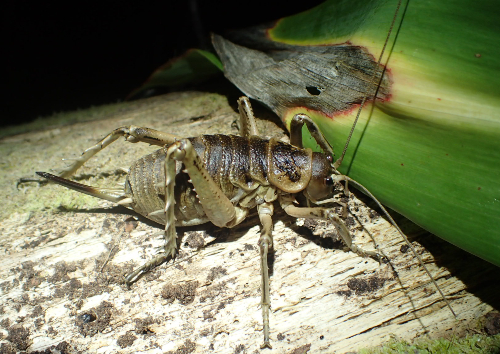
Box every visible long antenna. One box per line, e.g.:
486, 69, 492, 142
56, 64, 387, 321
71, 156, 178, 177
332, 0, 456, 317
344, 175, 456, 317
334, 0, 402, 169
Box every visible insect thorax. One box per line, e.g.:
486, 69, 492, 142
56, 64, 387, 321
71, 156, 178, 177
125, 135, 315, 226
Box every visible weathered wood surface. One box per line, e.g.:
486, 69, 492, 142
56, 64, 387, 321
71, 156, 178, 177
0, 92, 499, 353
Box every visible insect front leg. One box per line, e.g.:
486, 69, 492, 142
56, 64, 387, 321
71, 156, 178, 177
289, 114, 334, 157
280, 195, 379, 259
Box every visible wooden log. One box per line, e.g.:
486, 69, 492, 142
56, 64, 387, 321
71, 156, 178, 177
0, 92, 498, 353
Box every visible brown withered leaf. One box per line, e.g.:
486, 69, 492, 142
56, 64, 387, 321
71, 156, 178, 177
212, 34, 390, 117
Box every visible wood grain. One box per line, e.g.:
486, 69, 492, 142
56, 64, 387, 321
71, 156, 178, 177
0, 92, 498, 353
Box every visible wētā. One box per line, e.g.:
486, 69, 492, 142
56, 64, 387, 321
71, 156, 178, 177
34, 96, 452, 348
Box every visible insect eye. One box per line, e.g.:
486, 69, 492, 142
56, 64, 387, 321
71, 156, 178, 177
325, 176, 334, 186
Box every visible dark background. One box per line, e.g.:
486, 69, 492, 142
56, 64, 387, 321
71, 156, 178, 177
2, 1, 323, 128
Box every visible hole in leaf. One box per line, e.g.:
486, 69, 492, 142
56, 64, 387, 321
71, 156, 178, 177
306, 86, 321, 95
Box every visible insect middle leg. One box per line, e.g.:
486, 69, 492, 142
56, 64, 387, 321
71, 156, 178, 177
257, 202, 274, 349
237, 97, 277, 347
237, 96, 259, 137
56, 96, 259, 181
58, 97, 257, 179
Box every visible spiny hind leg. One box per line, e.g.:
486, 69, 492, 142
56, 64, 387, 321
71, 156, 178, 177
58, 125, 181, 178
125, 138, 239, 286
237, 96, 259, 137
280, 196, 379, 259
124, 141, 179, 286
257, 202, 274, 349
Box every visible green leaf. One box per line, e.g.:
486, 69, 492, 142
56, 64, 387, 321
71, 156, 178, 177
216, 0, 500, 266
128, 49, 223, 99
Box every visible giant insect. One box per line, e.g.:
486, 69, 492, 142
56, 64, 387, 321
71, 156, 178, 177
36, 96, 449, 348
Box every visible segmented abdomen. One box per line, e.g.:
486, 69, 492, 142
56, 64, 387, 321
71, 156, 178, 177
126, 134, 312, 225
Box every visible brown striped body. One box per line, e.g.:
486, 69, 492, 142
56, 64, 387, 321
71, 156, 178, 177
125, 134, 330, 227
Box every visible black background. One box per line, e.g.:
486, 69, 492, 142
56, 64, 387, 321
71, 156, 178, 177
2, 1, 323, 128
